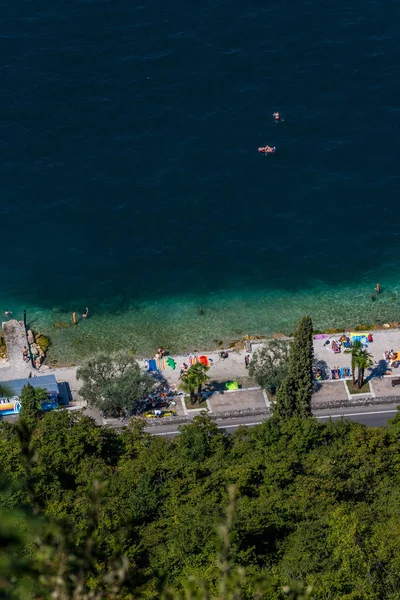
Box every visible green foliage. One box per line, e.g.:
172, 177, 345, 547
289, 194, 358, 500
180, 363, 210, 403
3, 408, 400, 598
76, 352, 155, 417
274, 316, 314, 419
34, 333, 51, 354
344, 339, 363, 385
248, 338, 290, 394
0, 331, 8, 360
354, 349, 373, 388
18, 384, 43, 429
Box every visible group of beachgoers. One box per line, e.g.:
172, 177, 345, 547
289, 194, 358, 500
325, 333, 373, 354
331, 366, 351, 380
258, 112, 283, 154
385, 350, 399, 363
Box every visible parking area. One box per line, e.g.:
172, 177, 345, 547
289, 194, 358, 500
312, 381, 348, 402
208, 388, 267, 413
370, 377, 400, 398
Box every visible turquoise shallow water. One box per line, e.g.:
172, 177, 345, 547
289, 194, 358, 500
11, 279, 400, 364
2, 0, 400, 362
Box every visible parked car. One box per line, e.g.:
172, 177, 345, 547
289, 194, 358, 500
143, 409, 177, 419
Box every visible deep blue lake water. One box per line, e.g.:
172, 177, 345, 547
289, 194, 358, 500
2, 0, 400, 361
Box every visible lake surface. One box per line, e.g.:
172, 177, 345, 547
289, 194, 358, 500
2, 0, 400, 362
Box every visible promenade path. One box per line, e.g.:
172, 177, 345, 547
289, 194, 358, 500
1, 320, 31, 379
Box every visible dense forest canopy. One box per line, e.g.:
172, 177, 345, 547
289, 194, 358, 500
1, 408, 400, 599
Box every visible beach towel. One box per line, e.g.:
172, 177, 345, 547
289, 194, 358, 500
338, 367, 351, 378
350, 333, 369, 344
157, 358, 167, 371
148, 359, 157, 372
166, 357, 176, 369
189, 356, 199, 366
199, 355, 209, 367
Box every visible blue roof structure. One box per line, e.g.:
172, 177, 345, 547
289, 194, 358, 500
0, 374, 59, 398
0, 374, 61, 417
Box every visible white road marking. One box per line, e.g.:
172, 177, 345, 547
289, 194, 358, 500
148, 409, 399, 436
316, 409, 398, 418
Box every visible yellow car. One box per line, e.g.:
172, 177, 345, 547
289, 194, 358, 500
143, 410, 177, 419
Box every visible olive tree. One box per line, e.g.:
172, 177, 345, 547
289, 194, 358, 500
248, 338, 291, 395
77, 353, 155, 418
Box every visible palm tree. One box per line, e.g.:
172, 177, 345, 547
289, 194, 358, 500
344, 339, 362, 385
354, 350, 374, 389
180, 370, 197, 403
190, 363, 210, 399
180, 363, 210, 404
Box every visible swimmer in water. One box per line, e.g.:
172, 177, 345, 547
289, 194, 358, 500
273, 112, 284, 122
258, 146, 276, 154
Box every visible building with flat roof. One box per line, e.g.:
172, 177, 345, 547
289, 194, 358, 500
0, 374, 61, 417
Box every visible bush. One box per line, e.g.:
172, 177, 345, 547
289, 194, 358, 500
34, 333, 51, 354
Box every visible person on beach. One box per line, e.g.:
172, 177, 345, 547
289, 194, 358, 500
244, 354, 250, 368
22, 346, 29, 362
273, 112, 283, 122
158, 347, 164, 358
82, 308, 89, 319
179, 363, 188, 378
375, 283, 381, 294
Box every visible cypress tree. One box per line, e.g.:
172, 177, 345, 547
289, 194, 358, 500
272, 316, 314, 419
19, 383, 42, 429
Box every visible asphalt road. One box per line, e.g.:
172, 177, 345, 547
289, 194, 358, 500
146, 404, 400, 437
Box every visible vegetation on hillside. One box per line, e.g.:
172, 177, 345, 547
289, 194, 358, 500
1, 405, 400, 598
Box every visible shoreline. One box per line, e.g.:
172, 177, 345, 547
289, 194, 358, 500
43, 321, 400, 369
3, 282, 400, 367
0, 321, 399, 423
